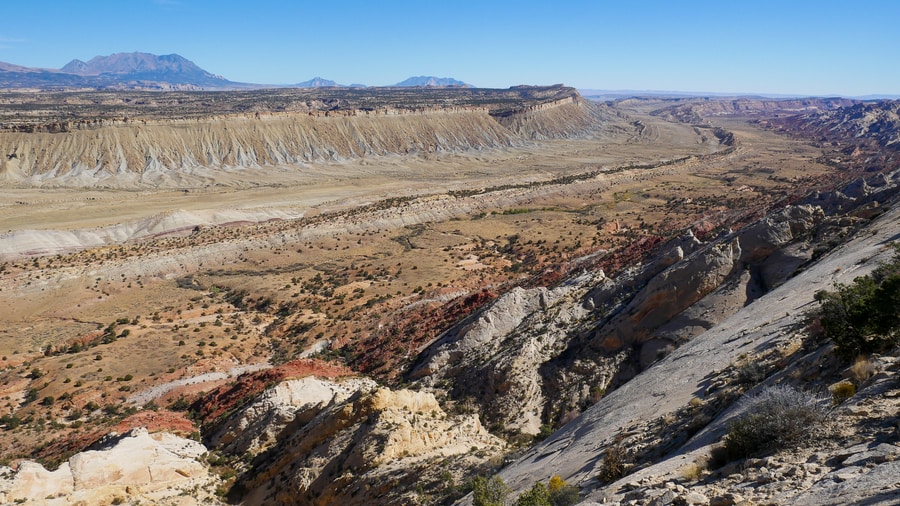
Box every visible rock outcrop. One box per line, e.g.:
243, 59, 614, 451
209, 377, 504, 505
207, 376, 378, 457
0, 427, 217, 505
478, 190, 900, 506
412, 275, 606, 434
411, 204, 827, 434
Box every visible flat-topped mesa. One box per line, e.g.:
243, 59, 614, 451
0, 86, 605, 187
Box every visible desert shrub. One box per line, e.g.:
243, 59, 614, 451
24, 388, 39, 404
472, 475, 509, 506
548, 475, 579, 506
515, 481, 549, 506
736, 361, 766, 385
722, 384, 828, 461
597, 443, 630, 483
513, 476, 578, 506
0, 413, 21, 430
830, 381, 856, 404
814, 244, 900, 358
850, 355, 876, 382
680, 459, 705, 481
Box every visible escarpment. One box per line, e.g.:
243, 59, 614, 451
0, 86, 608, 187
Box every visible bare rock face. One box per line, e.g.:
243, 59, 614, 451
208, 376, 378, 457
737, 204, 824, 264
411, 285, 565, 379
0, 427, 215, 505
411, 205, 827, 435
482, 199, 900, 506
216, 379, 504, 505
591, 238, 742, 353
411, 272, 606, 434
0, 462, 74, 502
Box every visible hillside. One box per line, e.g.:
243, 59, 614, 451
485, 180, 900, 505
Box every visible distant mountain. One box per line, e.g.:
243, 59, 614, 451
60, 52, 235, 87
295, 77, 341, 88
394, 76, 471, 88
0, 52, 247, 90
0, 63, 91, 89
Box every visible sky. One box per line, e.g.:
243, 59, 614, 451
1, 0, 897, 96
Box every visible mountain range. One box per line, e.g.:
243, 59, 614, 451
0, 52, 471, 90
393, 76, 471, 87
0, 52, 241, 90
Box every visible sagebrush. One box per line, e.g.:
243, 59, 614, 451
722, 384, 829, 461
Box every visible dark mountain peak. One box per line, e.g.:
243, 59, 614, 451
394, 76, 471, 88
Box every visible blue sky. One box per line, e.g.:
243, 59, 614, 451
1, 0, 897, 96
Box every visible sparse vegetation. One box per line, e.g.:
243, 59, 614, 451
720, 384, 829, 462
830, 381, 856, 404
814, 244, 900, 359
0, 89, 894, 505
472, 475, 510, 506
597, 443, 631, 484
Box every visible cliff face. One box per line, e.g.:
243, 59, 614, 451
0, 89, 607, 188
491, 95, 604, 139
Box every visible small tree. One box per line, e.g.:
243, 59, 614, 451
548, 475, 579, 506
515, 481, 549, 506
473, 475, 510, 506
814, 244, 900, 358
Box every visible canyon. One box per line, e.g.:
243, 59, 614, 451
0, 85, 898, 505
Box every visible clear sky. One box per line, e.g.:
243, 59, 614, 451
1, 0, 897, 96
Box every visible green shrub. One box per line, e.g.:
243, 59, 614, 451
0, 413, 21, 430
814, 244, 900, 358
722, 384, 828, 461
515, 481, 549, 506
472, 475, 509, 506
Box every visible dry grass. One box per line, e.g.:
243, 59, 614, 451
850, 356, 876, 382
